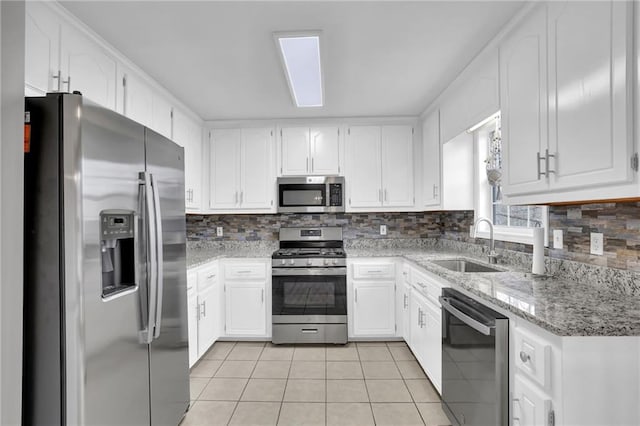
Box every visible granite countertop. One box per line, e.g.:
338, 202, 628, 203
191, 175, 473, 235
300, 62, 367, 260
187, 242, 640, 337
348, 248, 640, 337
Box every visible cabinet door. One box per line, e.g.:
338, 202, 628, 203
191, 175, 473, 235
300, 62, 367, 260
173, 109, 202, 211
210, 129, 241, 209
60, 24, 117, 110
25, 2, 60, 95
513, 375, 553, 426
423, 301, 442, 393
500, 5, 549, 196
409, 291, 425, 362
225, 282, 267, 336
197, 284, 217, 356
151, 93, 173, 140
346, 126, 382, 208
310, 127, 341, 175
381, 125, 414, 207
402, 283, 412, 344
422, 111, 442, 207
123, 72, 153, 128
187, 284, 199, 367
352, 281, 395, 336
241, 128, 275, 209
548, 1, 632, 190
280, 127, 309, 176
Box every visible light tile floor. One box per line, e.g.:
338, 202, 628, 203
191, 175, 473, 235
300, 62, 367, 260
182, 341, 451, 426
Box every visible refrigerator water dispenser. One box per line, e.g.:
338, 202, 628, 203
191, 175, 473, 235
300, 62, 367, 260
100, 210, 136, 298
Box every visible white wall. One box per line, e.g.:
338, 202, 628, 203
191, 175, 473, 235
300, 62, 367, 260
0, 1, 25, 424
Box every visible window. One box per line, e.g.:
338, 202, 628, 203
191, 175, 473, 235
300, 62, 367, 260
472, 113, 548, 245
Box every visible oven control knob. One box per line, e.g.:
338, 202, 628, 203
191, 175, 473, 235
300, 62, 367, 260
281, 260, 286, 265
289, 259, 295, 265
324, 259, 329, 265
333, 259, 338, 265
307, 259, 312, 266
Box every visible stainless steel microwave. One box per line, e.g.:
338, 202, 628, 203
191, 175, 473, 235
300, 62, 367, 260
277, 176, 345, 213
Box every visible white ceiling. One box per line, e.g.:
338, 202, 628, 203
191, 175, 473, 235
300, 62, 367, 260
60, 1, 524, 121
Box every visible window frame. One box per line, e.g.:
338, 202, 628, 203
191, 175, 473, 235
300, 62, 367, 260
471, 114, 549, 246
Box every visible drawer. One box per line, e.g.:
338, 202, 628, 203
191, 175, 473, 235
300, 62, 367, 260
224, 262, 267, 280
412, 269, 442, 302
187, 270, 198, 292
514, 326, 552, 390
197, 264, 218, 290
352, 262, 395, 279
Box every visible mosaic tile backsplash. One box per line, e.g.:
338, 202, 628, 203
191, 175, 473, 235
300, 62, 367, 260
186, 212, 443, 241
186, 201, 640, 272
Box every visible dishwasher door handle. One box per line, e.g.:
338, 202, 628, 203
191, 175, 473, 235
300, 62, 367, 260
439, 296, 494, 336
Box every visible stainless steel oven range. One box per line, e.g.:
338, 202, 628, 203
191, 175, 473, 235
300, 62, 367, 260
271, 227, 347, 344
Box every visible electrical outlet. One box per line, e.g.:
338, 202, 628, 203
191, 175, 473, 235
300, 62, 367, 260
553, 229, 563, 249
590, 232, 604, 255
216, 226, 223, 237
380, 225, 387, 236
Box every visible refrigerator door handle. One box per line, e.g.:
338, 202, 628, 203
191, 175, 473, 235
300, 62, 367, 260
150, 173, 164, 339
141, 172, 157, 344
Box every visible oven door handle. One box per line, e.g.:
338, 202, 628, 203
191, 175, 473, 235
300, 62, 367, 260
439, 296, 494, 336
272, 267, 347, 276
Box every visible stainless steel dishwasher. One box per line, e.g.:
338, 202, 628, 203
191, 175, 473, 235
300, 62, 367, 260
439, 288, 509, 426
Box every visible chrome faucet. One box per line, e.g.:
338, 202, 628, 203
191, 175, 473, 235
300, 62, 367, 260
473, 217, 498, 264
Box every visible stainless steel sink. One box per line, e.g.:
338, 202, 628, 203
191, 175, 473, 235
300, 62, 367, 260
430, 259, 503, 273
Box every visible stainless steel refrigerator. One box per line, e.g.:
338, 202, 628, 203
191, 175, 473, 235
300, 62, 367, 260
23, 93, 190, 425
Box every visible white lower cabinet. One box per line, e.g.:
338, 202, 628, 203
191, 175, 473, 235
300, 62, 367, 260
422, 298, 442, 392
513, 374, 553, 426
348, 260, 397, 338
221, 259, 269, 338
187, 262, 220, 367
401, 281, 412, 344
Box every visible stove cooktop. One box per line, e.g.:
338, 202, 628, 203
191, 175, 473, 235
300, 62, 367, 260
272, 248, 346, 259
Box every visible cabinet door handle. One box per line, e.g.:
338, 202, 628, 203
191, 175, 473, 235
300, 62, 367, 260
420, 310, 426, 328
384, 189, 388, 202
63, 75, 71, 91
519, 351, 531, 363
306, 158, 309, 172
545, 148, 556, 176
417, 308, 422, 326
195, 302, 200, 321
433, 184, 438, 198
52, 70, 62, 91
235, 191, 238, 204
311, 157, 314, 172
200, 301, 206, 318
403, 294, 408, 308
240, 191, 243, 204
261, 289, 264, 303
355, 288, 358, 303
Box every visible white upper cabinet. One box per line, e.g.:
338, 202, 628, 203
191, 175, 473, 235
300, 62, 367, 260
346, 126, 382, 208
210, 128, 275, 212
500, 4, 549, 196
280, 126, 341, 176
60, 23, 117, 110
241, 128, 275, 209
346, 125, 414, 210
310, 127, 341, 175
501, 1, 634, 202
122, 71, 153, 127
421, 110, 442, 208
173, 108, 203, 212
151, 93, 173, 140
25, 2, 60, 95
547, 0, 632, 190
381, 125, 414, 207
210, 129, 242, 209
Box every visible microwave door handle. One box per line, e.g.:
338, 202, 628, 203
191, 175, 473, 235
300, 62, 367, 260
150, 173, 164, 339
439, 296, 494, 336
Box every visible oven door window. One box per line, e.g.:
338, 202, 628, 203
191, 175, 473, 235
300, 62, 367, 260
279, 184, 326, 207
272, 275, 346, 316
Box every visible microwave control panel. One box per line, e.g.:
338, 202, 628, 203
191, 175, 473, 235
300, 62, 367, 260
329, 184, 343, 206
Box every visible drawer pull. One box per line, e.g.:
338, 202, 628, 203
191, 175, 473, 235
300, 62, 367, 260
366, 270, 383, 273
301, 328, 318, 334
207, 274, 216, 279
519, 351, 531, 363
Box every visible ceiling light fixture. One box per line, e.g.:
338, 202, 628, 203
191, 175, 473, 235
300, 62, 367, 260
275, 31, 323, 108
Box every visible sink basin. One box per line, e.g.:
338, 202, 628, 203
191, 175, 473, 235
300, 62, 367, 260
430, 259, 502, 273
